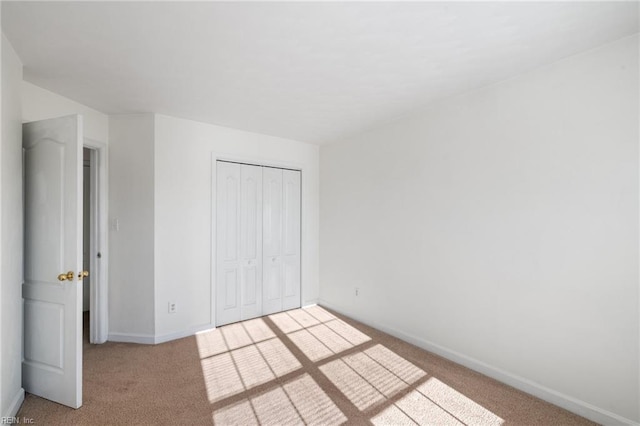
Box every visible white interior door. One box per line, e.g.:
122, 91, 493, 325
281, 170, 301, 311
262, 168, 284, 315
23, 115, 83, 409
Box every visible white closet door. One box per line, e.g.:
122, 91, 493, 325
239, 164, 263, 320
216, 162, 242, 326
217, 162, 300, 324
281, 170, 301, 311
216, 162, 264, 326
263, 168, 301, 315
262, 168, 284, 315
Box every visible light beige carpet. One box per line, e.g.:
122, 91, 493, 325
18, 306, 595, 425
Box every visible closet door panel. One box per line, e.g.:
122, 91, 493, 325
239, 164, 263, 320
263, 169, 283, 258
282, 170, 301, 310
265, 260, 282, 299
223, 269, 239, 308
216, 162, 242, 326
263, 168, 283, 315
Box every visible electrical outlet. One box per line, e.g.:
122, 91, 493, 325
168, 302, 177, 314
355, 287, 360, 296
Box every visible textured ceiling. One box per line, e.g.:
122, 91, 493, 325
2, 2, 638, 145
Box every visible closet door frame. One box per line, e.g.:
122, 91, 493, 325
211, 153, 303, 328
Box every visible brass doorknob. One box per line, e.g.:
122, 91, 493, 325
57, 271, 75, 281
78, 270, 89, 280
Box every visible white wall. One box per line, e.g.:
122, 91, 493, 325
1, 33, 24, 418
108, 114, 155, 340
21, 81, 108, 143
320, 35, 639, 425
154, 114, 319, 341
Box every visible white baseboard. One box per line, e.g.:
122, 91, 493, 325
109, 324, 216, 345
107, 332, 156, 345
4, 387, 25, 418
318, 300, 639, 426
153, 323, 215, 344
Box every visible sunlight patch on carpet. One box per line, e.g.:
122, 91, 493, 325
393, 389, 463, 425
304, 305, 337, 322
269, 311, 304, 333
275, 306, 372, 361
287, 309, 321, 328
212, 374, 346, 425
324, 318, 371, 346
200, 335, 301, 402
371, 403, 417, 425
283, 374, 347, 425
195, 328, 228, 359
320, 358, 386, 411
220, 322, 253, 350
417, 378, 504, 426
201, 353, 245, 403
371, 377, 505, 426
320, 343, 427, 411
364, 344, 427, 384
256, 338, 301, 377
196, 318, 276, 359
307, 323, 353, 354
201, 307, 503, 426
231, 345, 275, 389
288, 329, 335, 362
342, 351, 407, 398
242, 318, 277, 342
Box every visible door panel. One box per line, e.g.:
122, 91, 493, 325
23, 300, 64, 369
23, 115, 83, 409
262, 168, 283, 315
216, 162, 241, 325
244, 266, 258, 306
224, 175, 239, 261
239, 164, 262, 320
263, 170, 282, 258
223, 269, 238, 309
282, 170, 301, 310
24, 139, 65, 280
265, 259, 282, 299
283, 262, 296, 298
283, 179, 297, 256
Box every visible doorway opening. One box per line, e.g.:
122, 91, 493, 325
83, 140, 108, 344
83, 148, 91, 344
